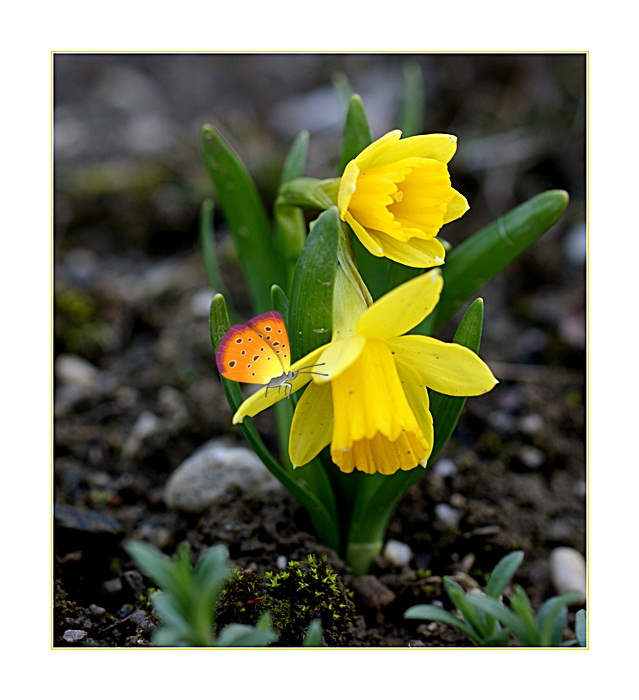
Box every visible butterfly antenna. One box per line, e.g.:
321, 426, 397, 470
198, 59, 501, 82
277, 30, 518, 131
296, 362, 328, 377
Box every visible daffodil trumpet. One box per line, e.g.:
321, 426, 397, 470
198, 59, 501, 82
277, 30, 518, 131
233, 269, 497, 477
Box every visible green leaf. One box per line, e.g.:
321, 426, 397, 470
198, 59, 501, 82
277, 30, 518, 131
485, 551, 524, 599
419, 190, 570, 334
198, 199, 229, 301
217, 612, 278, 647
427, 298, 484, 461
302, 619, 324, 647
271, 284, 289, 323
339, 94, 372, 175
575, 609, 587, 647
200, 124, 283, 312
345, 298, 485, 574
124, 540, 174, 589
288, 206, 340, 360
443, 579, 490, 641
209, 294, 340, 551
274, 131, 311, 287
508, 585, 539, 644
398, 61, 424, 137
468, 594, 531, 645
537, 592, 580, 646
404, 604, 482, 645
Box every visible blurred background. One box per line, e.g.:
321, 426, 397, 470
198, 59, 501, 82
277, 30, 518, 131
54, 52, 585, 370
52, 54, 586, 645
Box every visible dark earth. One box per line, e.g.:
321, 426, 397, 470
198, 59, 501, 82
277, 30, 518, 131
53, 53, 586, 647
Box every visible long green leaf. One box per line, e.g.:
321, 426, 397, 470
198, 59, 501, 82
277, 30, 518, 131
339, 94, 372, 175
420, 190, 569, 333
274, 130, 310, 288
404, 604, 482, 645
398, 60, 424, 137
537, 592, 580, 646
485, 551, 524, 599
209, 294, 340, 552
200, 124, 283, 312
345, 298, 485, 573
288, 207, 340, 360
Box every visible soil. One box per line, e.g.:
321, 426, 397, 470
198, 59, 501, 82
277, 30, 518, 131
53, 53, 586, 647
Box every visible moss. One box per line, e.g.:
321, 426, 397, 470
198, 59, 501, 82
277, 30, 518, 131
216, 555, 355, 646
54, 285, 105, 357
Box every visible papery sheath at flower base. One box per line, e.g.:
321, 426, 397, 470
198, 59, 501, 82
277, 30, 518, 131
338, 130, 469, 268
233, 270, 498, 476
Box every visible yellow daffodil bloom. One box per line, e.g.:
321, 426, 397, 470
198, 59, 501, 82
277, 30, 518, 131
338, 130, 469, 268
233, 270, 497, 476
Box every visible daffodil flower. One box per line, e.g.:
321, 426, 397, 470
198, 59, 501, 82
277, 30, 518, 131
338, 130, 469, 268
233, 270, 497, 476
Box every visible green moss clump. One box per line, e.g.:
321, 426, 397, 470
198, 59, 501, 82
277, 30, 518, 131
216, 555, 354, 646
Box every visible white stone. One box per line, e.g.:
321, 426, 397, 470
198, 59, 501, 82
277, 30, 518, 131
383, 539, 413, 567
432, 458, 457, 478
276, 555, 288, 570
122, 410, 162, 458
549, 547, 586, 605
164, 440, 281, 513
55, 354, 100, 392
435, 503, 462, 530
191, 289, 215, 318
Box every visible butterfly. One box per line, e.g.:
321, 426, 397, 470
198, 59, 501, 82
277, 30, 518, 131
216, 311, 327, 397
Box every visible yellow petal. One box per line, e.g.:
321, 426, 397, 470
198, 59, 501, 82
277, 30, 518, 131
232, 345, 328, 423
343, 211, 384, 256
357, 270, 443, 340
366, 229, 447, 268
388, 335, 498, 396
354, 130, 402, 171
329, 339, 428, 474
396, 360, 434, 466
314, 334, 366, 384
332, 262, 369, 340
331, 430, 428, 475
443, 189, 470, 224
389, 159, 454, 238
337, 160, 359, 216
376, 133, 458, 166
289, 381, 333, 467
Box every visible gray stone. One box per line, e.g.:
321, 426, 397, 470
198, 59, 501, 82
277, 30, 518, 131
55, 354, 100, 392
435, 503, 462, 530
63, 629, 88, 643
122, 410, 162, 458
164, 440, 281, 513
383, 539, 413, 567
432, 458, 457, 478
549, 546, 586, 605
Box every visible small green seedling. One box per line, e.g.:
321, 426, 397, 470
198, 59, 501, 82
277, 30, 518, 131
404, 551, 581, 647
125, 540, 277, 647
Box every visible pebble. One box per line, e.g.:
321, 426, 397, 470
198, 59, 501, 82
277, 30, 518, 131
163, 440, 281, 513
383, 539, 413, 567
276, 555, 288, 570
191, 288, 215, 318
549, 547, 586, 605
55, 354, 100, 392
434, 503, 462, 530
432, 458, 457, 478
122, 410, 162, 458
351, 575, 396, 609
63, 629, 88, 643
54, 504, 122, 535
518, 413, 545, 435
518, 445, 546, 469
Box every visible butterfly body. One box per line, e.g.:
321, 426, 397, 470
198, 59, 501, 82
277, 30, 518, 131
216, 311, 326, 396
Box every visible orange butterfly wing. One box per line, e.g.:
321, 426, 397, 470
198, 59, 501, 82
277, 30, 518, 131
216, 311, 291, 385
